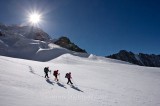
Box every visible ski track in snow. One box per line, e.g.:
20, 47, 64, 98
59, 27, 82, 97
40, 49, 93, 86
0, 55, 160, 106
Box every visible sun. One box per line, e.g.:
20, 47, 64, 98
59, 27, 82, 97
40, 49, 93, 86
29, 13, 41, 24
26, 9, 45, 26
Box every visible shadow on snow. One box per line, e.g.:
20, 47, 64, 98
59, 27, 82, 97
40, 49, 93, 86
57, 82, 67, 89
46, 79, 54, 85
71, 85, 84, 92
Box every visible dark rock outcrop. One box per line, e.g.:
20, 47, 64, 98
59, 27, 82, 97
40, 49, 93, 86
0, 31, 5, 36
55, 37, 87, 53
107, 50, 160, 67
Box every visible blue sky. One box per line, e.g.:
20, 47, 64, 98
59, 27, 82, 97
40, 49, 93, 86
0, 0, 160, 56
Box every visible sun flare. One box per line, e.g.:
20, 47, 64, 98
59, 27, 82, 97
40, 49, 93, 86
29, 13, 41, 24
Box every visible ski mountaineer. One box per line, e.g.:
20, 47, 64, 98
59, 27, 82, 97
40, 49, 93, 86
65, 72, 73, 85
44, 67, 50, 78
53, 70, 60, 81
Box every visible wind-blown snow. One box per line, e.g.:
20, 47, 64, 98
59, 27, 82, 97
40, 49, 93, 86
0, 54, 160, 106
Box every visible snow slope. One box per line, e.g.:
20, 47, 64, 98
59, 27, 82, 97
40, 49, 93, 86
0, 55, 160, 106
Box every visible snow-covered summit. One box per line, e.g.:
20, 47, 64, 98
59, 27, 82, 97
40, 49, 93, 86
0, 24, 51, 41
0, 24, 89, 61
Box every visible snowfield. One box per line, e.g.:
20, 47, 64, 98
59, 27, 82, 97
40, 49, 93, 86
0, 54, 160, 106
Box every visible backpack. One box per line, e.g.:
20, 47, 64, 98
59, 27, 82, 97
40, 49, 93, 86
53, 71, 57, 76
65, 73, 69, 78
44, 67, 47, 73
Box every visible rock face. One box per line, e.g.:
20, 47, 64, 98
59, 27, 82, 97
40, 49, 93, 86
54, 37, 87, 53
107, 50, 160, 67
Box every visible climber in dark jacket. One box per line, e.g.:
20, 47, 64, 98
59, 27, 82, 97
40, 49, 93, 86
44, 67, 50, 78
65, 72, 73, 85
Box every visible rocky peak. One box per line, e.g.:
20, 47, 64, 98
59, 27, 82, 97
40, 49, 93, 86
55, 36, 87, 53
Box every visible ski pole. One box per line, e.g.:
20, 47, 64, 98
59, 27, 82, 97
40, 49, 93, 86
72, 78, 77, 86
50, 70, 51, 75
58, 74, 61, 81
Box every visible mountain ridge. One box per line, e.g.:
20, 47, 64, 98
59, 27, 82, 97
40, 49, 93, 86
107, 50, 160, 67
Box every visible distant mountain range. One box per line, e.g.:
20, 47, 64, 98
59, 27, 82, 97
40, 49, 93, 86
0, 23, 160, 67
107, 50, 160, 67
